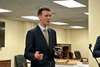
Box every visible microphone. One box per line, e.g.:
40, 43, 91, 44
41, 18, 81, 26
89, 44, 100, 66
89, 44, 92, 49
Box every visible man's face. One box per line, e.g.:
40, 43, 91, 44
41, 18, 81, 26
39, 10, 51, 26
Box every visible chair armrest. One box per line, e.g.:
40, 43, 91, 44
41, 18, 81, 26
23, 62, 31, 67
81, 57, 88, 62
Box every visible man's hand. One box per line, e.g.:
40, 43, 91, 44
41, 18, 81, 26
34, 51, 43, 60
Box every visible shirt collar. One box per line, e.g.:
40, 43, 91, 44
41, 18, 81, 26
38, 23, 45, 31
38, 23, 49, 31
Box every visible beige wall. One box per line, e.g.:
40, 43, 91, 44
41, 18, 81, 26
0, 19, 24, 67
89, 0, 100, 67
70, 29, 89, 58
52, 27, 71, 44
0, 19, 88, 67
22, 22, 36, 54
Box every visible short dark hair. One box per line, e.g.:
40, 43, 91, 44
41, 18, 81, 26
37, 7, 51, 16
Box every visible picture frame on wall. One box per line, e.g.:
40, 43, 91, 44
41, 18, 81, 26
0, 21, 5, 47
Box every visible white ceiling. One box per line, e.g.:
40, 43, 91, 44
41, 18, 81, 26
0, 0, 88, 29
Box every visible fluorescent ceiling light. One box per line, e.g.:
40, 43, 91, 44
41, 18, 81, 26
51, 22, 68, 25
21, 16, 39, 20
0, 8, 12, 13
70, 26, 84, 29
53, 0, 86, 8
84, 12, 89, 15
70, 19, 85, 21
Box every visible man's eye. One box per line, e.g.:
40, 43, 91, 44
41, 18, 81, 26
45, 15, 48, 17
45, 15, 51, 17
49, 15, 51, 17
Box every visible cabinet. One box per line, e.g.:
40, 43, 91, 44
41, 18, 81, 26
0, 60, 11, 67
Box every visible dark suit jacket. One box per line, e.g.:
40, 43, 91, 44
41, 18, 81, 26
93, 36, 100, 58
24, 25, 57, 67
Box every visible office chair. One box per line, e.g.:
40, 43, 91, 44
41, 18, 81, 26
15, 54, 28, 67
74, 51, 88, 63
69, 51, 73, 59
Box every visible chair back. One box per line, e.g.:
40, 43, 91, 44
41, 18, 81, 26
69, 51, 73, 59
74, 51, 89, 63
74, 51, 82, 59
15, 55, 27, 67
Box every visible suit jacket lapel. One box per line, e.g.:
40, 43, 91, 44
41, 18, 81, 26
36, 25, 49, 49
48, 28, 53, 48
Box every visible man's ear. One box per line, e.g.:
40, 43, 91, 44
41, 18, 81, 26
38, 15, 41, 20
38, 15, 40, 18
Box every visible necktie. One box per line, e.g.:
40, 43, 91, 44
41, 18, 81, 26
44, 29, 49, 45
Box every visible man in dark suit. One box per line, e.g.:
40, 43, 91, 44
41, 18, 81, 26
24, 7, 57, 67
93, 36, 100, 58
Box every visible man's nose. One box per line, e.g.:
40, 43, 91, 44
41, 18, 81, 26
47, 16, 51, 19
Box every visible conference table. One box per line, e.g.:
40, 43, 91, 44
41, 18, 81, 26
27, 59, 89, 67
56, 64, 89, 67
55, 59, 89, 67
